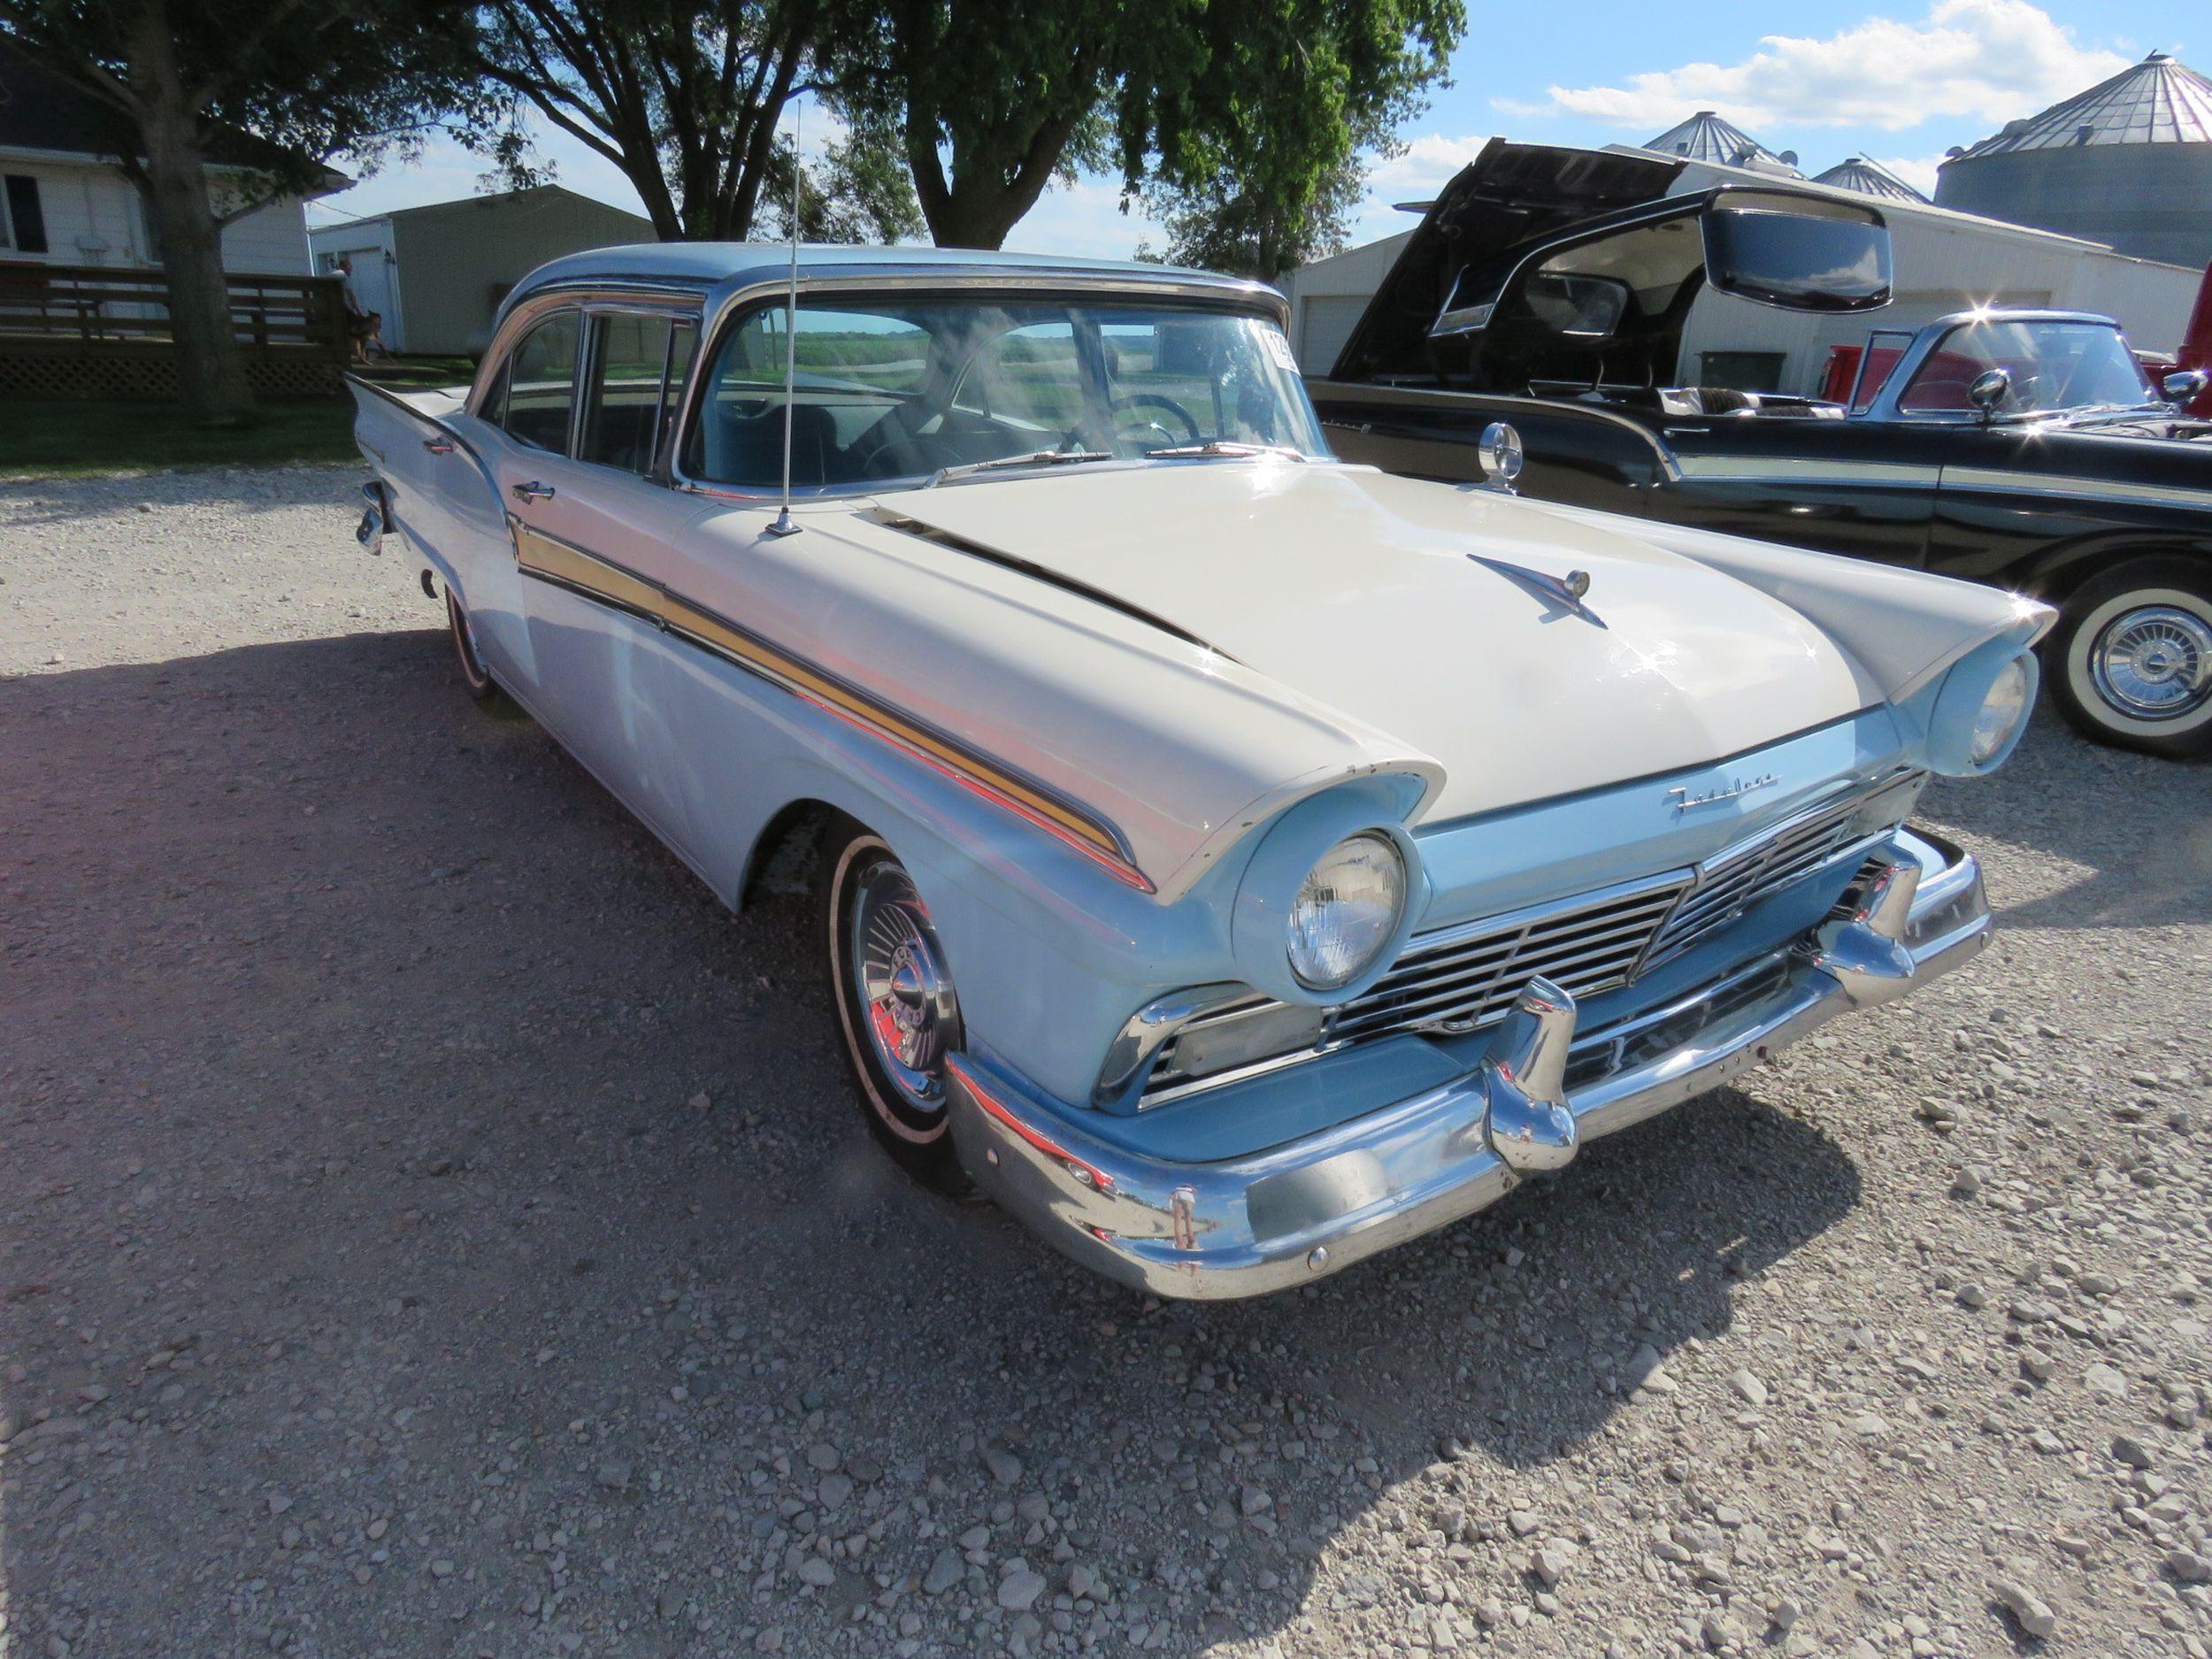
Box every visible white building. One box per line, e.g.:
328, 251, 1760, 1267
0, 43, 340, 275
1284, 138, 2205, 393
309, 187, 656, 357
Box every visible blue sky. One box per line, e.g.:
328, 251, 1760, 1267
309, 0, 2195, 258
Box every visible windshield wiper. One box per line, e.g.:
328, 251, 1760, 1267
1142, 440, 1310, 462
924, 448, 1117, 486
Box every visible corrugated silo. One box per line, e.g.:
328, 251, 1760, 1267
1934, 52, 2212, 267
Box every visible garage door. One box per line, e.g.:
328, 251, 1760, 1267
1296, 296, 1371, 376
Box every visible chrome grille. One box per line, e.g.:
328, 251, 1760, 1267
1643, 770, 1923, 968
1136, 768, 1922, 1103
1328, 872, 1692, 1042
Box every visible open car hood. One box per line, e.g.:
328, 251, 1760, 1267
1330, 139, 1890, 394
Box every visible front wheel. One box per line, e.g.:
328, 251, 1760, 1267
823, 818, 970, 1192
2046, 560, 2212, 759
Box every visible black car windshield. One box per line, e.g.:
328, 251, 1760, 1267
1898, 318, 2154, 416
682, 298, 1326, 489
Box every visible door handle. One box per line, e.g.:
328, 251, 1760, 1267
511, 480, 556, 503
422, 437, 456, 455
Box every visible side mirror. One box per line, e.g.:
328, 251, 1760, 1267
2162, 368, 2208, 403
1968, 367, 2012, 421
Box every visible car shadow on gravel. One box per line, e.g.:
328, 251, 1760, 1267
1917, 707, 2212, 933
0, 626, 1872, 1654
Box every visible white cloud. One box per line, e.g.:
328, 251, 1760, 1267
1001, 177, 1162, 263
1866, 153, 1948, 196
1501, 0, 2131, 133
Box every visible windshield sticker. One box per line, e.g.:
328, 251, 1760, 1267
1263, 327, 1301, 375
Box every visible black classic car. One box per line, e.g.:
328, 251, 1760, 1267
1310, 139, 2212, 758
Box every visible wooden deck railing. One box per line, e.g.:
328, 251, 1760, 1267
0, 260, 348, 357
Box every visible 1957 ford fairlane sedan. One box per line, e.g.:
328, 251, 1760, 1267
350, 244, 2049, 1299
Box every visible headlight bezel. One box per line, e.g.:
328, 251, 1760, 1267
1228, 785, 1427, 1007
1924, 641, 2039, 775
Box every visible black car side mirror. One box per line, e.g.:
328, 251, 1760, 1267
1968, 368, 2012, 422
2162, 368, 2208, 403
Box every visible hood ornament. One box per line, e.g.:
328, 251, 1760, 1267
1467, 554, 1603, 627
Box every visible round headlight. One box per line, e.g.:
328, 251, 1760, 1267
1970, 655, 2032, 764
1286, 833, 1406, 990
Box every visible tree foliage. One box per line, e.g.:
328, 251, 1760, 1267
1135, 0, 1458, 278
832, 0, 1460, 252
471, 0, 880, 242
0, 0, 483, 419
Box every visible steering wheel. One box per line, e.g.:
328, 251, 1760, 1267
1111, 393, 1201, 449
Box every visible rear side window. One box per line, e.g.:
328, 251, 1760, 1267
499, 312, 580, 452
580, 313, 677, 473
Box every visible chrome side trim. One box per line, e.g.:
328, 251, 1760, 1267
506, 518, 1151, 889
950, 826, 1990, 1300
1672, 455, 1942, 488
1939, 467, 2212, 514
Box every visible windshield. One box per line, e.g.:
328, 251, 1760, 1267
1898, 318, 2154, 416
682, 298, 1326, 489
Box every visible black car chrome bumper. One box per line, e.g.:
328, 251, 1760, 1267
946, 826, 1990, 1300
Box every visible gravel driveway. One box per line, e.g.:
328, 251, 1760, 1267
3, 465, 2208, 1659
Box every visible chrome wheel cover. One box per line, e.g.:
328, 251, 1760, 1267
849, 857, 960, 1114
2090, 603, 2212, 722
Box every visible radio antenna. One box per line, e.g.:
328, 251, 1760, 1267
766, 100, 804, 538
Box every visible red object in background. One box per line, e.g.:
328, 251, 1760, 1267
1822, 342, 1906, 410
2177, 261, 2212, 419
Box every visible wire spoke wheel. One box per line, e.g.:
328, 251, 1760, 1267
824, 825, 969, 1187
2089, 603, 2212, 722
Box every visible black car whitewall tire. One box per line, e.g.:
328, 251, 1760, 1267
2048, 560, 2212, 759
445, 588, 506, 706
823, 817, 970, 1191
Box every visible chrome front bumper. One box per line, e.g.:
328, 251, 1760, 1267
946, 827, 1991, 1301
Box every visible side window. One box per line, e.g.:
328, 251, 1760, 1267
580, 313, 677, 473
499, 311, 581, 452
659, 320, 697, 466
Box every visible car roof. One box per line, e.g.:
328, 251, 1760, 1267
511, 242, 1280, 310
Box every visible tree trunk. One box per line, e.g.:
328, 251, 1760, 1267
127, 1, 255, 423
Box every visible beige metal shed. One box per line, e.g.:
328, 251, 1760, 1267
309, 186, 655, 356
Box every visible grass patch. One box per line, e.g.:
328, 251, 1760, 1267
0, 398, 359, 480
0, 360, 478, 480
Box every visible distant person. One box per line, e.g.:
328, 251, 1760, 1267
334, 256, 382, 363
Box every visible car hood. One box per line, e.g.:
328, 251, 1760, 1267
863, 461, 1883, 826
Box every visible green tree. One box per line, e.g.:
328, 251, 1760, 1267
757, 129, 926, 243
0, 0, 482, 422
473, 0, 887, 242
1137, 1, 1457, 278
833, 0, 1460, 253
1141, 144, 1369, 278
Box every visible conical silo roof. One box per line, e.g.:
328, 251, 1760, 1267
1949, 51, 2212, 160
1810, 156, 1931, 204
1645, 111, 1800, 173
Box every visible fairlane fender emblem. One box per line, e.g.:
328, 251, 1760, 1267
1668, 773, 1780, 813
1466, 554, 1602, 626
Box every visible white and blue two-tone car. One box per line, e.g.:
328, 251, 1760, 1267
350, 244, 2048, 1299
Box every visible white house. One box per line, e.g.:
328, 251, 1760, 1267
0, 42, 342, 275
